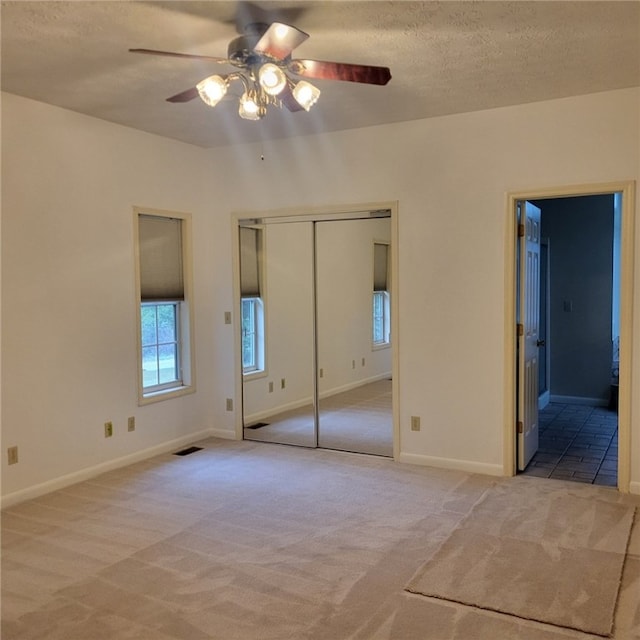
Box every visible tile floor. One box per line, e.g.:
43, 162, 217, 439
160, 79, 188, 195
521, 402, 618, 486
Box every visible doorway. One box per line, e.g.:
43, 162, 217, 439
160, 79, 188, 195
233, 203, 399, 458
505, 182, 634, 492
523, 195, 620, 484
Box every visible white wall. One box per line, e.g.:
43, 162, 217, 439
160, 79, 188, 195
0, 93, 228, 502
2, 87, 639, 502
204, 88, 640, 483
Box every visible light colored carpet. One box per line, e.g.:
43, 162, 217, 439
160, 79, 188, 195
406, 478, 636, 637
3, 439, 640, 639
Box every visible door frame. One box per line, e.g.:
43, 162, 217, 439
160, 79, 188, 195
231, 200, 400, 459
504, 181, 635, 492
538, 237, 551, 410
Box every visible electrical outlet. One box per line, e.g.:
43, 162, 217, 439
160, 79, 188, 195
224, 311, 232, 324
7, 446, 18, 465
268, 381, 274, 393
280, 378, 286, 389
410, 416, 421, 432
104, 421, 113, 438
127, 416, 135, 432
226, 398, 233, 411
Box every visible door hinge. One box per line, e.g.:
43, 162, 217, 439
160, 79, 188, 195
518, 223, 525, 237
517, 323, 524, 336
517, 421, 524, 434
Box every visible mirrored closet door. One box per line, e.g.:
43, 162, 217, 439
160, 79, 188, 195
316, 218, 393, 456
239, 212, 393, 456
240, 221, 316, 447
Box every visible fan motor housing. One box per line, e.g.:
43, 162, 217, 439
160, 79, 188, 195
228, 23, 270, 66
228, 35, 257, 63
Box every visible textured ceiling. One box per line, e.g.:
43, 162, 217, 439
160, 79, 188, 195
2, 1, 639, 148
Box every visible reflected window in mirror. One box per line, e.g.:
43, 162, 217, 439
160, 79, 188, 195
373, 291, 390, 346
240, 225, 265, 375
373, 242, 391, 347
242, 296, 264, 374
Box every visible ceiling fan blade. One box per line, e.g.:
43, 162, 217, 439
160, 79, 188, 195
129, 48, 229, 63
290, 59, 392, 85
166, 87, 200, 103
253, 22, 309, 60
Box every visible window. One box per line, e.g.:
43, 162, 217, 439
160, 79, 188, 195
141, 302, 180, 389
135, 210, 194, 402
240, 226, 265, 376
373, 242, 390, 346
373, 291, 390, 345
242, 297, 264, 374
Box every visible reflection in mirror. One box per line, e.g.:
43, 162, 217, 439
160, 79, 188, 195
316, 218, 393, 456
241, 221, 316, 447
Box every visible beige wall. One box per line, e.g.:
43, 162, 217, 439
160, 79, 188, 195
1, 93, 220, 501
206, 88, 639, 483
2, 87, 639, 503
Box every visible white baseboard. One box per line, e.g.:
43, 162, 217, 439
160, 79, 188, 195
318, 372, 392, 400
209, 428, 237, 440
245, 374, 392, 424
629, 481, 640, 496
1, 428, 216, 509
549, 395, 608, 407
244, 397, 314, 425
538, 391, 550, 411
398, 452, 504, 477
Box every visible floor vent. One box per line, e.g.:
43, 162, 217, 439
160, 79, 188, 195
246, 422, 269, 430
173, 446, 203, 456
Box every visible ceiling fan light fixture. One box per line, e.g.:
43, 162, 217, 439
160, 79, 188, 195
258, 63, 287, 96
196, 75, 228, 107
132, 20, 391, 121
292, 80, 321, 111
239, 91, 265, 120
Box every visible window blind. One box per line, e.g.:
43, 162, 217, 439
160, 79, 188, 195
373, 243, 389, 291
240, 227, 261, 297
138, 215, 184, 301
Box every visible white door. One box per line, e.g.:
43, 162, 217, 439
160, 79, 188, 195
518, 201, 541, 470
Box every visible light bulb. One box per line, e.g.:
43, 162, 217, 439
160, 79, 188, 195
292, 81, 320, 111
239, 92, 264, 120
196, 75, 228, 107
275, 24, 289, 39
258, 63, 287, 96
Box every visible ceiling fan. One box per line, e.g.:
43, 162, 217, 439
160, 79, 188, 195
129, 21, 392, 120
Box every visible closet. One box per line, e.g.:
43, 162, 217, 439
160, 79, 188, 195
237, 210, 393, 456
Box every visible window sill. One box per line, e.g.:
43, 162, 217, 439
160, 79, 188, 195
372, 342, 391, 352
243, 369, 267, 382
139, 384, 195, 406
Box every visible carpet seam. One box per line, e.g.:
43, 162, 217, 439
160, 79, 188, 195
402, 482, 498, 587
609, 504, 638, 638
404, 590, 614, 638
404, 484, 636, 638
